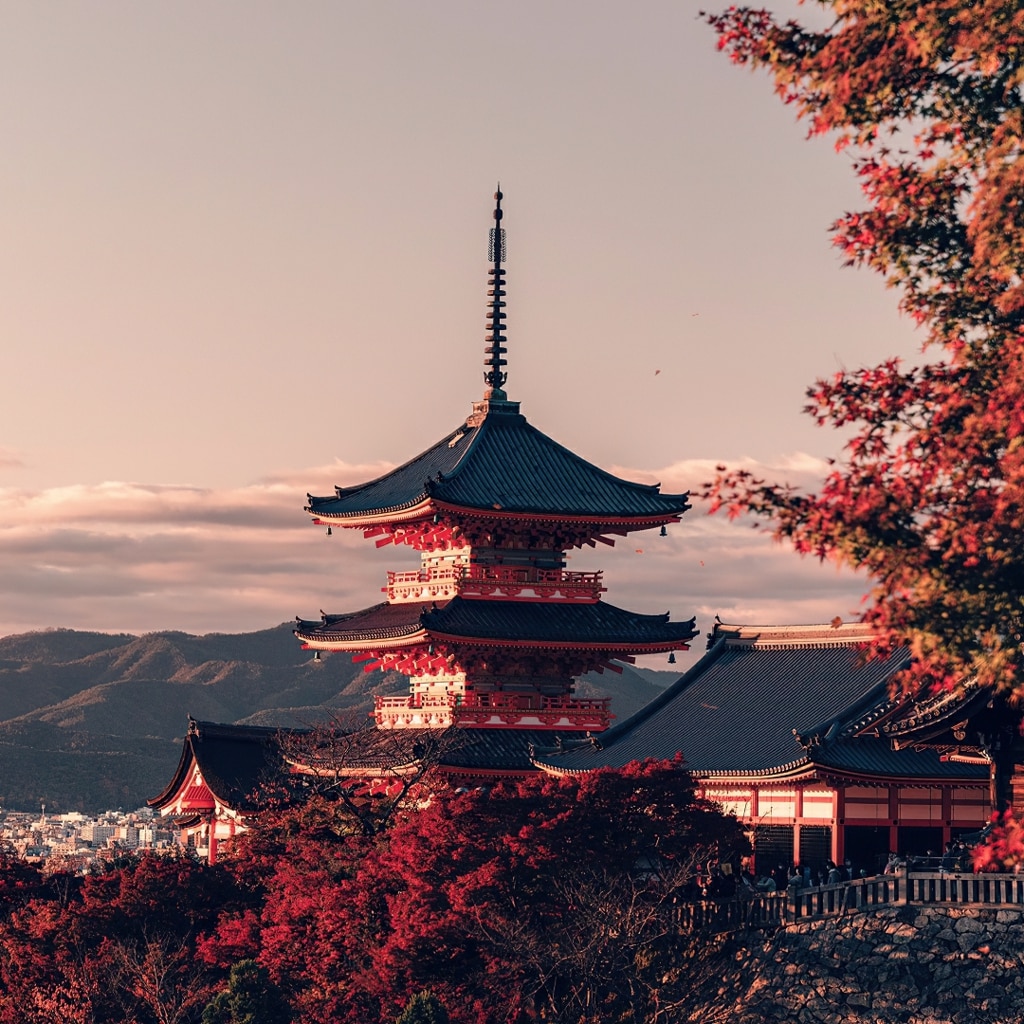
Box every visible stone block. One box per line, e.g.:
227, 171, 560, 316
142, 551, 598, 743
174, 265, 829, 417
954, 915, 986, 934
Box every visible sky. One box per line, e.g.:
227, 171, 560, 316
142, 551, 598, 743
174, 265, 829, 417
0, 2, 924, 669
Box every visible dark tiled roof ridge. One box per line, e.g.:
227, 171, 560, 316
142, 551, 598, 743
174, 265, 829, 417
553, 633, 730, 750
882, 677, 987, 737
453, 410, 681, 500
306, 421, 479, 513
796, 670, 908, 749
188, 717, 298, 741
712, 620, 879, 648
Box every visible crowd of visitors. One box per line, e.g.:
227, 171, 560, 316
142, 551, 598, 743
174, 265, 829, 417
692, 842, 976, 902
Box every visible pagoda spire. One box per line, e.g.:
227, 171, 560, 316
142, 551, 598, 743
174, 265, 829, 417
483, 187, 508, 400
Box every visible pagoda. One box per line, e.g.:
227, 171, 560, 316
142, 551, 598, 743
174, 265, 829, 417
294, 191, 697, 732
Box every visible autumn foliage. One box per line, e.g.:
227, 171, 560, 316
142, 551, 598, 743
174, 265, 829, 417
702, 2, 1024, 697
0, 761, 746, 1024
972, 812, 1024, 873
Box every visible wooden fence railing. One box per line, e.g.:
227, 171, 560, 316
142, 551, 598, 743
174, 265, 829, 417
675, 871, 1024, 935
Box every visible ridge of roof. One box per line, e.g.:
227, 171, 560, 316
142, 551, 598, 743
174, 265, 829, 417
430, 408, 681, 502
710, 620, 880, 648
306, 422, 482, 514
545, 632, 731, 752
530, 624, 911, 776
796, 654, 911, 750
882, 677, 987, 737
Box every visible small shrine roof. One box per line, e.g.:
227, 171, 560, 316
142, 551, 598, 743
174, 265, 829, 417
531, 621, 985, 781
306, 400, 689, 525
296, 596, 697, 650
149, 718, 292, 812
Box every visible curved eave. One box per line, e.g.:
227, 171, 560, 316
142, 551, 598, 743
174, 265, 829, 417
882, 682, 990, 740
148, 762, 236, 816
813, 764, 987, 786
148, 742, 196, 809
696, 758, 815, 781
532, 757, 818, 780
295, 628, 691, 655
296, 628, 428, 651
285, 756, 423, 778
307, 499, 686, 531
297, 599, 696, 653
425, 630, 693, 653
308, 497, 435, 525
431, 502, 687, 529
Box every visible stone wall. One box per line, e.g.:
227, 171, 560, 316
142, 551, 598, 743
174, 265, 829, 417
687, 906, 1024, 1024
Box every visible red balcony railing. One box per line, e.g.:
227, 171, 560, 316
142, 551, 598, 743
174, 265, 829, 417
373, 692, 612, 731
384, 564, 605, 603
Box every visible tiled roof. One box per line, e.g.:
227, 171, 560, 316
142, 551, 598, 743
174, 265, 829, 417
153, 720, 589, 811
810, 736, 988, 780
881, 679, 991, 741
296, 597, 696, 650
306, 400, 689, 523
531, 622, 984, 782
445, 728, 574, 772
295, 603, 427, 644
149, 718, 292, 811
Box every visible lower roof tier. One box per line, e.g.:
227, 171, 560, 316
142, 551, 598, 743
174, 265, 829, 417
295, 596, 697, 654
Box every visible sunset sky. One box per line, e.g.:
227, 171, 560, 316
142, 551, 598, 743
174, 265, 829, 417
0, 2, 923, 667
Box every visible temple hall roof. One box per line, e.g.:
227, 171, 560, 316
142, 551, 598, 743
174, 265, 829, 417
152, 720, 599, 811
149, 718, 292, 813
306, 399, 689, 526
296, 596, 697, 651
531, 622, 988, 782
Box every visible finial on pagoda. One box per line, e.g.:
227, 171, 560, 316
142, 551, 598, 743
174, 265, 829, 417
483, 186, 508, 400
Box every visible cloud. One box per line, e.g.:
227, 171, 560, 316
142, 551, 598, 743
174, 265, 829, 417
0, 455, 868, 668
0, 463, 401, 638
0, 447, 25, 470
609, 452, 834, 496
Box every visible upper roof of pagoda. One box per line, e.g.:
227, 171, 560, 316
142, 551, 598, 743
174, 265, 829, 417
295, 596, 697, 653
306, 402, 689, 526
306, 189, 689, 531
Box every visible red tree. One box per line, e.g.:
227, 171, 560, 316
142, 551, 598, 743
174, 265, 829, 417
703, 3, 1024, 696
0, 854, 249, 1024
204, 760, 746, 1024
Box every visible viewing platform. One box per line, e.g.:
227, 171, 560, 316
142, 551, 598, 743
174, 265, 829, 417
676, 870, 1024, 935
383, 565, 606, 604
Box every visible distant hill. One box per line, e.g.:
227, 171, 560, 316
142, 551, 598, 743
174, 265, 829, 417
0, 626, 679, 813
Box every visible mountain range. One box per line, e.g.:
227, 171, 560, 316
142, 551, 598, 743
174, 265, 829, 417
0, 625, 677, 813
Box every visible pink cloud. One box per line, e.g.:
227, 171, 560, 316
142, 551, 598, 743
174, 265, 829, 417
0, 455, 868, 669
0, 447, 25, 470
